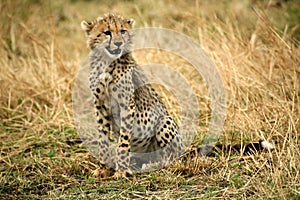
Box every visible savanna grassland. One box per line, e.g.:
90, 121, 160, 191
0, 0, 299, 199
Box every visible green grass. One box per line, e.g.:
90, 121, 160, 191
0, 0, 299, 199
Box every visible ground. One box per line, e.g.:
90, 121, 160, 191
0, 0, 299, 199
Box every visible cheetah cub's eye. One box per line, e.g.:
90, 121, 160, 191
103, 30, 111, 36
120, 30, 127, 35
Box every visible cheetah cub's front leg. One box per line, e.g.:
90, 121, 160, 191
113, 76, 136, 178
92, 73, 114, 178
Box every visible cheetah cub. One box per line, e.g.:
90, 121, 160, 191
81, 13, 184, 178
81, 13, 274, 178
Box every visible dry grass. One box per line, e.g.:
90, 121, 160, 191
0, 0, 299, 199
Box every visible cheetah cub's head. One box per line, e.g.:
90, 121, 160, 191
81, 13, 135, 58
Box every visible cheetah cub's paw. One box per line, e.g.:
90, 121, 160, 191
92, 168, 114, 178
112, 170, 132, 179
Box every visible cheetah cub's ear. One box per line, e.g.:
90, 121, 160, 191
126, 18, 135, 28
81, 20, 95, 36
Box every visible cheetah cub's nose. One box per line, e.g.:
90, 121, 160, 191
114, 42, 123, 47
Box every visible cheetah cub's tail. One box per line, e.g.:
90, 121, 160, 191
190, 140, 275, 157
